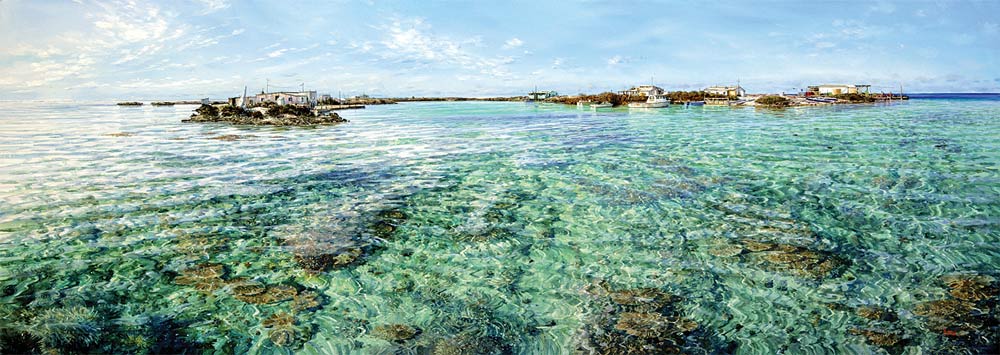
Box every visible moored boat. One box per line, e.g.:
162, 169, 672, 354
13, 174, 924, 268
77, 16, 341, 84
684, 101, 705, 106
577, 100, 594, 108
628, 94, 670, 108
806, 97, 837, 103
590, 102, 613, 110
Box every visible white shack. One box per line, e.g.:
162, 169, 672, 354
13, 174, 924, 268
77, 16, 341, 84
245, 91, 318, 107
807, 84, 871, 96
704, 86, 746, 98
619, 85, 665, 97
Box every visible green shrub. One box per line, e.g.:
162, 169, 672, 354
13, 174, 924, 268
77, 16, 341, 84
756, 96, 790, 107
667, 91, 707, 102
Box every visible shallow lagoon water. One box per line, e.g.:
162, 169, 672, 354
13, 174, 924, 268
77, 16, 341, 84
0, 99, 998, 354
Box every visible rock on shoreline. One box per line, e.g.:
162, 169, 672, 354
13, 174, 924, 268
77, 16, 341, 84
182, 104, 348, 126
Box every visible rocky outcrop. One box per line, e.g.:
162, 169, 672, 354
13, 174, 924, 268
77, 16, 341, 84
182, 104, 347, 126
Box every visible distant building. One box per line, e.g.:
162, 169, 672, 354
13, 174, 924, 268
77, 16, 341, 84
243, 91, 318, 107
704, 86, 746, 98
807, 84, 870, 96
527, 90, 558, 100
619, 85, 665, 97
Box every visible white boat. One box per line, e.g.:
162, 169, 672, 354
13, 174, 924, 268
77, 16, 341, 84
590, 102, 613, 109
628, 94, 670, 108
577, 100, 593, 108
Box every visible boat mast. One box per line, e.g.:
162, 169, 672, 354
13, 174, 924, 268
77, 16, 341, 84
240, 86, 247, 108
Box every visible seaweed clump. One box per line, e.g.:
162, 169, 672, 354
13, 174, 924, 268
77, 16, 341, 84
372, 324, 421, 343
25, 306, 102, 350
293, 245, 362, 273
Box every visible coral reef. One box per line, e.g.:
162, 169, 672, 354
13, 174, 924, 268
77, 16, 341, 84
173, 263, 227, 293
849, 328, 905, 348
372, 324, 421, 342
577, 286, 712, 355
291, 291, 321, 311
856, 306, 897, 322
942, 275, 997, 302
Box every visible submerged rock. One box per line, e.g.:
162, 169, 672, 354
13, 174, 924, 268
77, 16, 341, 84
614, 312, 696, 339
747, 242, 848, 279
709, 244, 744, 257
262, 312, 298, 347
609, 288, 678, 312
208, 134, 253, 141
232, 284, 296, 304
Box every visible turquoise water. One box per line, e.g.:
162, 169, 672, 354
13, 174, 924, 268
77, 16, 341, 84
0, 100, 997, 354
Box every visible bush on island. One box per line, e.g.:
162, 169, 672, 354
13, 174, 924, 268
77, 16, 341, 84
219, 105, 252, 117
266, 105, 315, 118
194, 104, 219, 117
756, 96, 790, 107
184, 104, 343, 126
833, 93, 875, 103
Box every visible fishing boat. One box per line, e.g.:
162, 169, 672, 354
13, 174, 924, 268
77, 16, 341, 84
628, 94, 670, 108
590, 102, 613, 110
577, 100, 593, 108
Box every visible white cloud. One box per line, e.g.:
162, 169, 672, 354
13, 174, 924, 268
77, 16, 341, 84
195, 0, 230, 14
231, 28, 245, 35
503, 38, 523, 49
268, 48, 289, 58
868, 3, 896, 14
814, 41, 836, 49
375, 18, 513, 78
984, 22, 998, 35
607, 55, 624, 65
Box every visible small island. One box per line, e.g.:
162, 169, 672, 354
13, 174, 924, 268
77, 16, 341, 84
116, 102, 143, 106
183, 103, 347, 126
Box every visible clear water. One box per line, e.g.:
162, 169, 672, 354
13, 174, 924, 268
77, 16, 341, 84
0, 100, 997, 354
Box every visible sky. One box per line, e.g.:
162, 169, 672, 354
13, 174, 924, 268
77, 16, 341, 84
1, 0, 999, 100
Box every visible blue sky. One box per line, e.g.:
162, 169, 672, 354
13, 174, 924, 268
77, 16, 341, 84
1, 0, 998, 100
